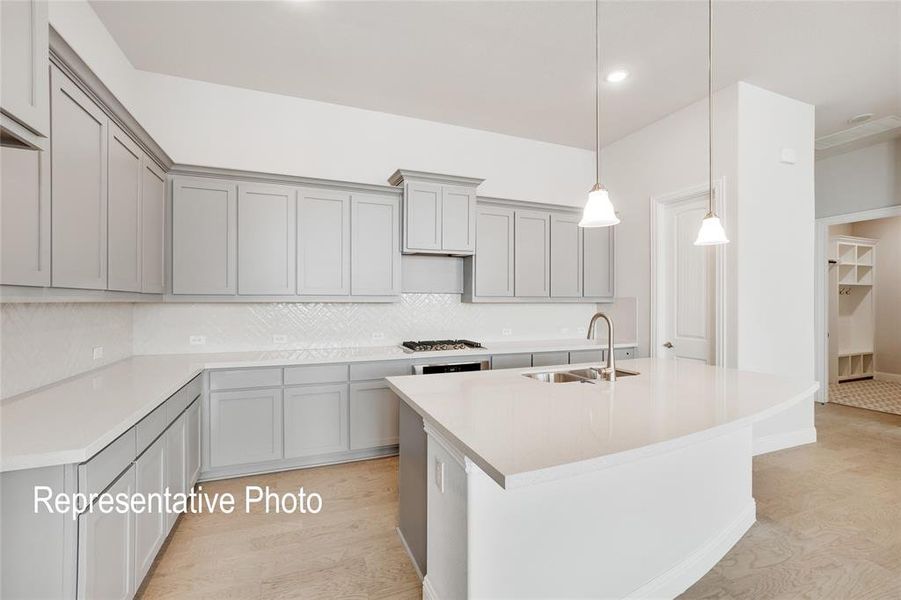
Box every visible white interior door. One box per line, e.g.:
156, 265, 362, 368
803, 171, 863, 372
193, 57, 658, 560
659, 196, 712, 362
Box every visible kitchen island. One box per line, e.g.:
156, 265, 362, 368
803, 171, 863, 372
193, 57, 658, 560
387, 358, 818, 600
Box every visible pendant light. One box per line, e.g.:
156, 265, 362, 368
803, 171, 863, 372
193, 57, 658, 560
579, 0, 619, 228
694, 0, 729, 245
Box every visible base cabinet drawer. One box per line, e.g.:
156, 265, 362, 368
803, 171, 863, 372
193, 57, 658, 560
569, 349, 604, 364
531, 351, 569, 367
491, 353, 532, 370
349, 382, 400, 450
284, 384, 349, 458
614, 347, 635, 360
77, 465, 135, 600
209, 388, 283, 467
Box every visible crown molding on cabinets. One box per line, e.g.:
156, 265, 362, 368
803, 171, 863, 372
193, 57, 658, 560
48, 27, 172, 171
388, 169, 485, 188
0, 285, 163, 303
477, 195, 582, 215
170, 164, 404, 197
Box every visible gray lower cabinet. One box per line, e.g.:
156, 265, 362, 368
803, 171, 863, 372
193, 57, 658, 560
0, 145, 50, 286
237, 183, 297, 295
107, 122, 143, 292
283, 384, 349, 458
532, 351, 569, 367
171, 176, 237, 295
165, 413, 187, 531
185, 400, 201, 487
134, 436, 167, 587
583, 226, 615, 300
514, 210, 551, 297
472, 205, 515, 297
297, 188, 351, 295
141, 157, 166, 294
77, 465, 135, 600
50, 64, 109, 290
550, 213, 583, 298
351, 193, 401, 296
209, 387, 283, 467
349, 381, 400, 450
0, 0, 49, 142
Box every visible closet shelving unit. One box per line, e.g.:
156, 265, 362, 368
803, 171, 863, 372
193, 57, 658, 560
833, 236, 877, 382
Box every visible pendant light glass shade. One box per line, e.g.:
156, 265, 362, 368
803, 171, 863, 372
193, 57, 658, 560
694, 212, 729, 245
579, 184, 620, 227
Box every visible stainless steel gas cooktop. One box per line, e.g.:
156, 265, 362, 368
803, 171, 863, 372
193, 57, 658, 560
401, 339, 483, 353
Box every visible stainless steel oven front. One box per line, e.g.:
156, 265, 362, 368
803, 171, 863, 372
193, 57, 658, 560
412, 360, 490, 375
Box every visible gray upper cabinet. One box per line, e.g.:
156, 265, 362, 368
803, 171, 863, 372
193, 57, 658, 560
550, 213, 583, 298
389, 170, 482, 255
171, 176, 237, 295
351, 193, 401, 296
297, 188, 350, 296
107, 122, 143, 292
237, 183, 296, 295
140, 157, 166, 294
50, 64, 109, 290
404, 182, 441, 251
0, 146, 50, 286
514, 210, 551, 297
472, 205, 514, 297
0, 0, 49, 145
583, 226, 615, 300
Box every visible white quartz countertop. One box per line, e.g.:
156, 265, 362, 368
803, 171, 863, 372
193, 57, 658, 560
387, 358, 819, 489
0, 339, 636, 472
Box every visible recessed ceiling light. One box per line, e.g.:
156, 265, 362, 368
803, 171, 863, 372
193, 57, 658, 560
848, 113, 874, 125
605, 70, 629, 83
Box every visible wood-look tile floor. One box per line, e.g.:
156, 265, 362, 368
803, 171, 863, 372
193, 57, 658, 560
139, 404, 901, 600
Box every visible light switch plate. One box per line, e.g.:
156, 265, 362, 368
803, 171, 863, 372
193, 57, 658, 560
434, 458, 445, 493
502, 328, 512, 336
92, 346, 103, 360
372, 332, 385, 341
189, 335, 206, 346
780, 148, 798, 164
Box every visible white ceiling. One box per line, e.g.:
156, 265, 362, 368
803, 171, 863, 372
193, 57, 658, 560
90, 0, 901, 150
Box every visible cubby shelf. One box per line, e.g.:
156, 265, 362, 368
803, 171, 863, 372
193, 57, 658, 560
832, 236, 877, 383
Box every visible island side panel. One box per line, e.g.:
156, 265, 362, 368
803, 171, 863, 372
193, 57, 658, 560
398, 399, 427, 577
466, 427, 756, 599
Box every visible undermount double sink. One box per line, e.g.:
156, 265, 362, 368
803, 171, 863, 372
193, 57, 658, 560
524, 367, 640, 384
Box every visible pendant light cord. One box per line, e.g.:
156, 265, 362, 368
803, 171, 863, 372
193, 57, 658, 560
595, 0, 601, 185
708, 0, 714, 215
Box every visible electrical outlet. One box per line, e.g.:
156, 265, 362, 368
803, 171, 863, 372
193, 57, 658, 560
189, 335, 206, 346
577, 327, 587, 335
502, 328, 512, 336
92, 346, 103, 360
371, 332, 385, 341
434, 458, 445, 493
560, 327, 570, 335
272, 334, 288, 344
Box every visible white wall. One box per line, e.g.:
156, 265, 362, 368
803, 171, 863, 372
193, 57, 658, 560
49, 1, 594, 205
816, 139, 901, 218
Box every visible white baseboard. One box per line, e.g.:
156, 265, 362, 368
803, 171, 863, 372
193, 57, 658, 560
627, 501, 756, 600
875, 372, 901, 384
395, 526, 423, 581
752, 427, 817, 456
423, 575, 440, 600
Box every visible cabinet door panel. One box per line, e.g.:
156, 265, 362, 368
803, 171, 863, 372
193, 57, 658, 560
514, 210, 550, 297
404, 182, 441, 251
50, 65, 108, 290
1, 0, 49, 137
583, 226, 614, 299
441, 185, 476, 253
550, 213, 583, 298
141, 158, 166, 294
0, 146, 50, 285
107, 123, 143, 292
171, 177, 237, 295
165, 415, 187, 532
349, 382, 400, 450
284, 384, 349, 458
297, 189, 350, 295
134, 436, 167, 586
474, 206, 514, 297
351, 194, 401, 296
185, 400, 201, 488
237, 183, 296, 295
209, 388, 282, 467
77, 466, 134, 600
